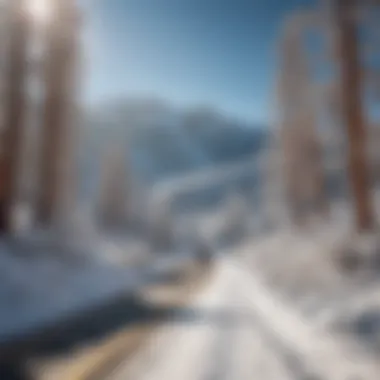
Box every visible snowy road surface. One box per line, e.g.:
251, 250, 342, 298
109, 253, 380, 380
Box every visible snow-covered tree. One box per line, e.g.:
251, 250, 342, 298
96, 147, 128, 229
147, 196, 176, 251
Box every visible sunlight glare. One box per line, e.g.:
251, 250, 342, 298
28, 0, 50, 24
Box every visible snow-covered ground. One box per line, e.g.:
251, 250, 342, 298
0, 185, 245, 349
101, 189, 380, 380
108, 255, 380, 380
245, 220, 380, 317
3, 163, 380, 376
0, 230, 196, 346
239, 205, 380, 373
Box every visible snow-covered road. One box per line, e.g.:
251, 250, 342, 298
108, 253, 380, 380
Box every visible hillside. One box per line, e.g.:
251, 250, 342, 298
80, 99, 268, 194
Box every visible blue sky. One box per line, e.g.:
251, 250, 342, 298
81, 0, 316, 124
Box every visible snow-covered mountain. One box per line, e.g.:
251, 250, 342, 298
79, 98, 268, 198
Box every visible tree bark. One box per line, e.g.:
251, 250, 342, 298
0, 0, 29, 233
332, 0, 375, 231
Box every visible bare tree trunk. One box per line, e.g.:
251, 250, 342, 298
36, 0, 80, 228
332, 0, 375, 231
0, 0, 29, 233
277, 15, 329, 225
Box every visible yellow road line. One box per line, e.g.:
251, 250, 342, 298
32, 263, 212, 380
